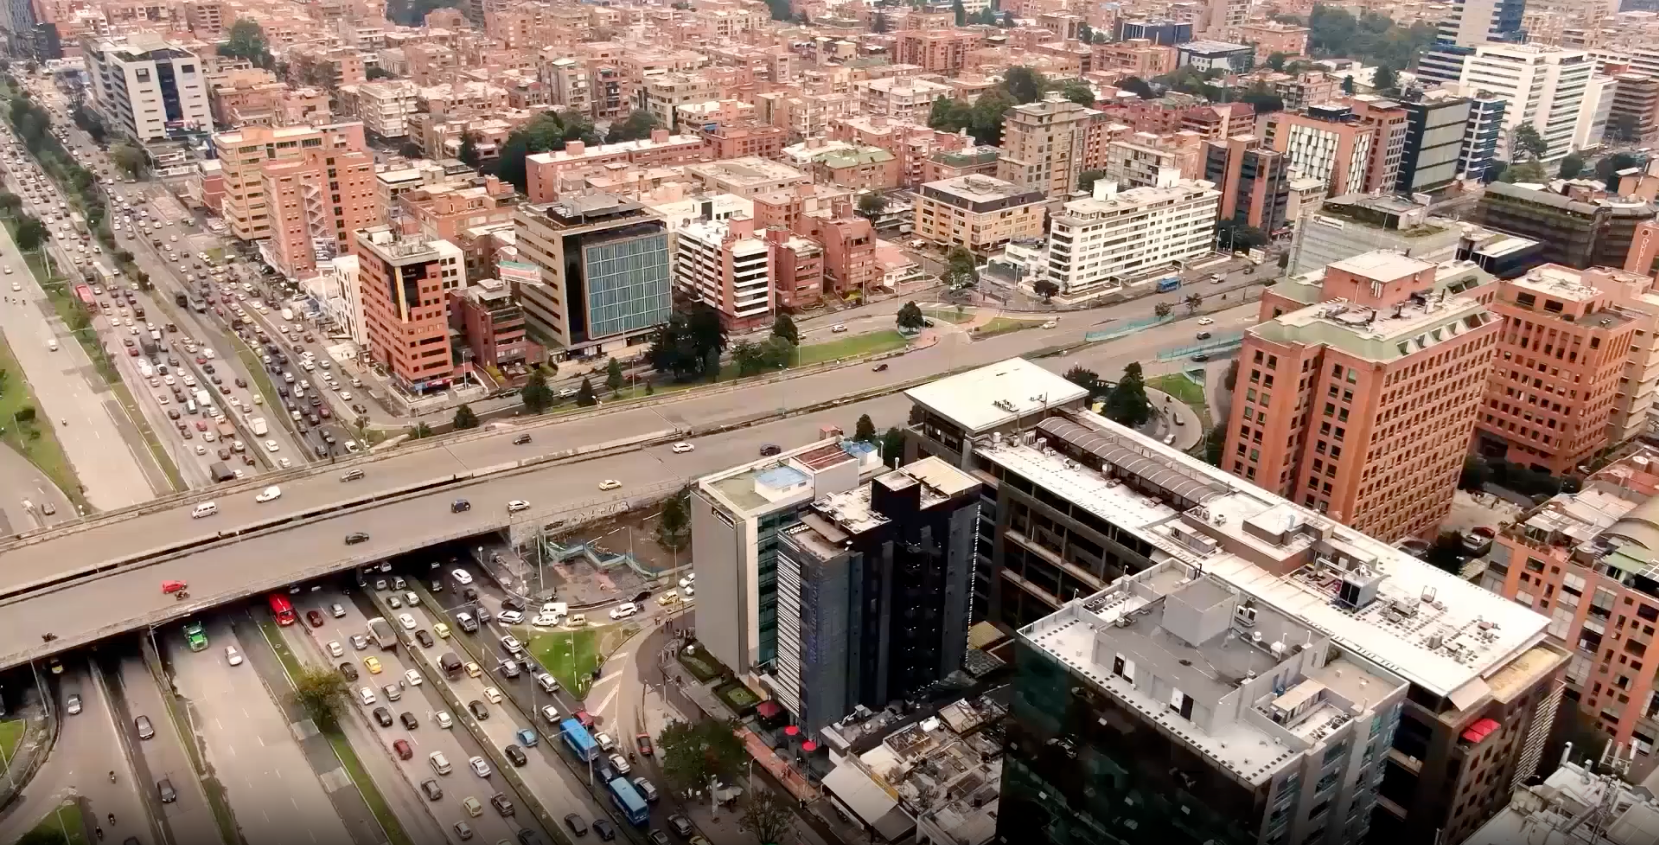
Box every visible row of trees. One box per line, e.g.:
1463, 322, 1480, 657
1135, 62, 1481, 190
1064, 363, 1155, 428
495, 111, 602, 192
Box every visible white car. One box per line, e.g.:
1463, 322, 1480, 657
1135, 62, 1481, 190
671, 442, 695, 454
679, 573, 696, 590
405, 669, 423, 686
506, 499, 530, 514
328, 641, 344, 657
608, 602, 639, 620
531, 613, 561, 628
225, 646, 243, 666
1196, 317, 1215, 326
830, 324, 847, 333
468, 756, 491, 778
598, 480, 622, 491
498, 610, 525, 625
610, 753, 632, 775
452, 568, 473, 585
483, 687, 502, 704
264, 439, 279, 453
434, 711, 454, 729
254, 485, 281, 503
397, 613, 417, 630
277, 457, 292, 469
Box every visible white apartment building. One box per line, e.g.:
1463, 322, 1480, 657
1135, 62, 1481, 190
1047, 169, 1220, 296
304, 254, 367, 347
858, 76, 952, 125
674, 216, 771, 330
1575, 73, 1616, 152
1458, 43, 1596, 162
341, 80, 421, 139
542, 57, 590, 115
84, 34, 211, 142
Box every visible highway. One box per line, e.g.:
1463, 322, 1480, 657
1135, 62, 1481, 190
0, 301, 1254, 671
111, 650, 225, 845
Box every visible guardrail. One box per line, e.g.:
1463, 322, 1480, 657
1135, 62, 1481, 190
1157, 332, 1245, 360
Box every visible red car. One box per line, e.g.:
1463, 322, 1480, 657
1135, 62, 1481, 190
574, 709, 594, 729
128, 347, 140, 357
161, 580, 187, 594
635, 734, 653, 756
306, 610, 325, 627
194, 420, 208, 431
394, 739, 413, 760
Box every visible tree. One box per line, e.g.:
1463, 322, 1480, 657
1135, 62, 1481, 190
398, 141, 424, 159
1077, 22, 1092, 43
1237, 85, 1285, 115
657, 719, 749, 794
218, 19, 273, 68
1063, 365, 1099, 393
764, 0, 790, 21
1104, 362, 1153, 428
1265, 52, 1288, 71
605, 357, 625, 394
497, 111, 602, 191
896, 301, 926, 331
1077, 169, 1107, 194
951, 0, 964, 25
1218, 220, 1270, 251
1003, 67, 1047, 104
1597, 152, 1642, 191
1118, 76, 1155, 99
647, 303, 729, 381
1425, 531, 1466, 574
871, 11, 889, 32
13, 215, 46, 251
452, 403, 479, 429
0, 191, 20, 217
857, 191, 888, 219
521, 368, 553, 413
292, 664, 348, 730
1512, 124, 1548, 161
942, 246, 978, 289
1499, 159, 1548, 183
1203, 422, 1227, 466
771, 313, 799, 346
1059, 80, 1095, 106
1223, 359, 1239, 390
1183, 292, 1204, 314
879, 426, 904, 466
1033, 278, 1059, 301
656, 491, 690, 550
1558, 153, 1586, 180
109, 142, 148, 178
1460, 456, 1490, 492
854, 413, 876, 443
1341, 74, 1355, 95
458, 132, 480, 169
366, 66, 392, 80
575, 376, 597, 407
605, 111, 660, 144
1608, 112, 1641, 144
1153, 302, 1173, 319
1372, 64, 1398, 92
742, 791, 795, 845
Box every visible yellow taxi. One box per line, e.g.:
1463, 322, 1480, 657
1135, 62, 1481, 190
364, 656, 382, 675
434, 622, 451, 639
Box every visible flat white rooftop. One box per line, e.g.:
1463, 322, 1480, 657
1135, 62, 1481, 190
904, 357, 1088, 434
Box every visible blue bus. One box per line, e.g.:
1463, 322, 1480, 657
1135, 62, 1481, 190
604, 776, 649, 826
561, 718, 598, 762
1156, 276, 1182, 293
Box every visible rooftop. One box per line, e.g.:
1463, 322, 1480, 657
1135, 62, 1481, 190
687, 157, 809, 187
1330, 250, 1435, 282
1467, 761, 1659, 845
904, 357, 1088, 434
698, 438, 882, 517
1511, 264, 1605, 303
1254, 262, 1497, 363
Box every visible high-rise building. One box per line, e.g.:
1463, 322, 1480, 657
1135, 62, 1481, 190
512, 194, 671, 359
1417, 0, 1528, 85
1396, 91, 1474, 194
1459, 91, 1508, 183
691, 438, 887, 678
354, 226, 466, 394
1459, 44, 1596, 162
212, 121, 367, 242
1608, 72, 1659, 143
1474, 266, 1639, 475
1347, 96, 1410, 194
1223, 252, 1501, 541
1045, 173, 1220, 297
672, 214, 772, 332
1264, 105, 1377, 197
84, 34, 213, 142
772, 457, 980, 738
900, 359, 1568, 845
1465, 759, 1659, 845
997, 96, 1103, 201
261, 147, 377, 279
1204, 135, 1292, 236
1478, 181, 1657, 270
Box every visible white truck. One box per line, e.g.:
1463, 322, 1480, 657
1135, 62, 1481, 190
249, 417, 268, 436
280, 307, 294, 321
194, 389, 212, 408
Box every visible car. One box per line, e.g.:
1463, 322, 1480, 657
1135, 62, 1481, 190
468, 700, 489, 720
670, 441, 697, 454
393, 739, 413, 760
264, 439, 279, 452
254, 484, 281, 504
635, 733, 654, 756
513, 433, 532, 445
506, 499, 530, 513
831, 324, 847, 333
350, 634, 369, 650
598, 479, 622, 491
452, 568, 474, 585
563, 814, 589, 836
339, 662, 359, 681
490, 792, 515, 817
453, 822, 473, 841
759, 444, 782, 456
345, 531, 370, 544
498, 610, 524, 625
450, 498, 471, 513
135, 715, 155, 740
65, 693, 82, 715
306, 610, 325, 627
483, 687, 502, 704
468, 755, 492, 777
608, 602, 639, 620
328, 641, 344, 657
372, 707, 393, 727
419, 779, 442, 801
364, 656, 382, 674
415, 629, 434, 648
464, 661, 482, 677
331, 602, 346, 618
158, 778, 177, 804
398, 613, 416, 630
405, 669, 423, 686
668, 815, 695, 837
592, 819, 617, 841
388, 594, 402, 609
610, 753, 631, 774
400, 711, 419, 730
504, 744, 528, 766
648, 831, 672, 845
434, 711, 454, 729
1197, 317, 1214, 325
462, 796, 483, 817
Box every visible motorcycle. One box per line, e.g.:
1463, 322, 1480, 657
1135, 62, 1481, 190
108, 771, 116, 783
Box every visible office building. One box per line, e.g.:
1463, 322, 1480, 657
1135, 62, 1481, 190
1465, 759, 1659, 845
1045, 173, 1220, 297
1397, 92, 1474, 194
512, 193, 671, 359
772, 457, 981, 738
1608, 73, 1659, 143
1174, 40, 1255, 74
1478, 181, 1658, 270
691, 438, 887, 678
182, 0, 224, 39
1226, 252, 1500, 541
213, 121, 367, 242
1204, 136, 1291, 236
355, 226, 466, 394
996, 96, 1103, 201
1417, 0, 1528, 86
1459, 44, 1596, 163
1288, 194, 1467, 277
260, 146, 378, 280
1456, 227, 1547, 280
858, 77, 953, 125
673, 214, 772, 333
1486, 446, 1659, 778
900, 359, 1567, 845
84, 34, 212, 142
1347, 96, 1410, 194
451, 277, 530, 374
635, 73, 718, 132
1459, 91, 1508, 183
912, 175, 1047, 257
1475, 266, 1639, 475
1265, 105, 1376, 198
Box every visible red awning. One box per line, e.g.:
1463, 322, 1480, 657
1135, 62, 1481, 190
784, 725, 800, 737
755, 701, 782, 718
1461, 717, 1500, 744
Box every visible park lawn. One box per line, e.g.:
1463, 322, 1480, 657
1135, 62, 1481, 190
975, 317, 1043, 338
0, 333, 87, 513
527, 628, 603, 699
24, 801, 88, 845
795, 330, 908, 366
0, 717, 25, 762
1147, 373, 1211, 429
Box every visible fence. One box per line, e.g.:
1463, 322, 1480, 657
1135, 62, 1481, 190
1084, 315, 1174, 343
1157, 332, 1245, 360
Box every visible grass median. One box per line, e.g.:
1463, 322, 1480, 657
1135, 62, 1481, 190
256, 617, 413, 845
974, 316, 1044, 338
22, 800, 87, 845
0, 717, 25, 764
795, 329, 908, 366
1147, 372, 1211, 429
0, 331, 88, 513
